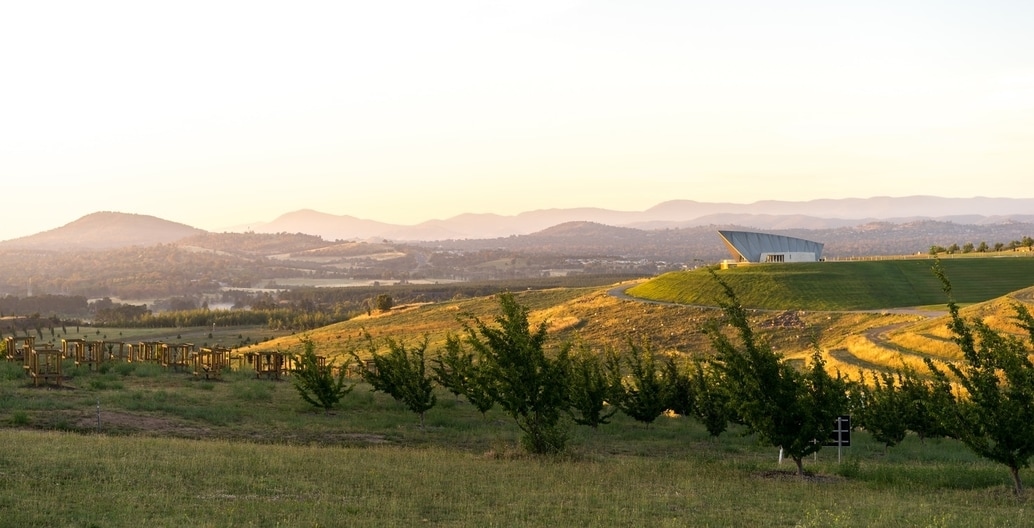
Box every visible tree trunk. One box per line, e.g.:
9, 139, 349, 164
1010, 466, 1023, 496
793, 456, 804, 477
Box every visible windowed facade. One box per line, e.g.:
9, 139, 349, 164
718, 230, 824, 264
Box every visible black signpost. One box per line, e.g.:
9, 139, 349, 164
825, 415, 851, 463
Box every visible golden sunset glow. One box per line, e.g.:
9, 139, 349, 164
2, 1, 1032, 240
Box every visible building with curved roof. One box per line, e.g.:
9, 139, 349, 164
717, 230, 824, 265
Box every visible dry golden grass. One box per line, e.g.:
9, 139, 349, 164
883, 331, 962, 362
240, 283, 1034, 385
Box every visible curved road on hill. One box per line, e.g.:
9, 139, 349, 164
608, 281, 952, 372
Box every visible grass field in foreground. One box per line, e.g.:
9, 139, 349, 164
1, 429, 1030, 527
626, 256, 1034, 310
0, 360, 1032, 527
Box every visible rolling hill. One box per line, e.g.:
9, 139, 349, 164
625, 257, 1034, 310
0, 211, 203, 250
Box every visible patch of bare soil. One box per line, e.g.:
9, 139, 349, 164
71, 410, 215, 439
753, 470, 844, 484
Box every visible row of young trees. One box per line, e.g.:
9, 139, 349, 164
292, 264, 1034, 494
293, 288, 845, 469
930, 235, 1034, 255
850, 264, 1034, 495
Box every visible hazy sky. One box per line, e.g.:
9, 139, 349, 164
3, 1, 1033, 241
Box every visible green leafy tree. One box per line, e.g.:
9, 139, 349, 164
898, 363, 952, 442
607, 341, 668, 426
925, 264, 1034, 495
359, 336, 437, 427
431, 334, 494, 416
856, 370, 908, 451
292, 338, 354, 413
662, 354, 695, 418
463, 293, 571, 454
706, 270, 848, 476
374, 294, 394, 312
688, 359, 730, 438
567, 345, 618, 429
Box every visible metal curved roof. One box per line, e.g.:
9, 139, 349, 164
717, 230, 824, 262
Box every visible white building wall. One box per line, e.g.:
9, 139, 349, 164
761, 252, 817, 263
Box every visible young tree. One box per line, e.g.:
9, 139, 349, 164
463, 293, 571, 454
925, 264, 1034, 495
662, 354, 695, 418
359, 336, 437, 427
855, 370, 908, 452
431, 333, 494, 416
607, 341, 669, 426
566, 345, 618, 429
292, 338, 354, 413
688, 359, 730, 438
706, 270, 848, 476
897, 363, 952, 443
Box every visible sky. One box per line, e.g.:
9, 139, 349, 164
2, 1, 1033, 241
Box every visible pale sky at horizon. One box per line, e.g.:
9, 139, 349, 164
2, 1, 1033, 241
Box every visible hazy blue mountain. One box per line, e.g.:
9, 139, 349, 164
242, 196, 1034, 241
6, 196, 1034, 251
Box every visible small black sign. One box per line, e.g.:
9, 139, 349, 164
825, 415, 851, 447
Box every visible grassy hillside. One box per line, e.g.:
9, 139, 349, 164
241, 282, 915, 374
626, 256, 1034, 310
237, 260, 1034, 385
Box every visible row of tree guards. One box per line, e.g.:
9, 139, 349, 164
0, 336, 286, 384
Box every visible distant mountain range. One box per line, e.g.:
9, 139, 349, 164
3, 196, 1034, 253
237, 196, 1034, 241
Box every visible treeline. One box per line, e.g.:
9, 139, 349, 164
177, 232, 333, 256
0, 294, 90, 318
93, 307, 344, 331
930, 236, 1034, 255
278, 274, 645, 309
0, 246, 275, 299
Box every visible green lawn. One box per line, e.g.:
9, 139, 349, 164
628, 257, 1034, 310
